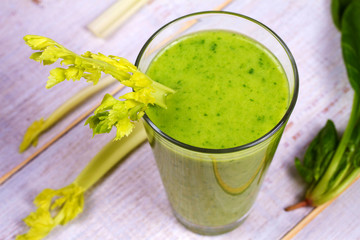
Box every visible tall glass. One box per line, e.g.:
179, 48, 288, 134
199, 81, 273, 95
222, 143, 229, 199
135, 11, 298, 235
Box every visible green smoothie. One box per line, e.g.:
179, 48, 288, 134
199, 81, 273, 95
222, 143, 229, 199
143, 30, 290, 232
146, 30, 289, 149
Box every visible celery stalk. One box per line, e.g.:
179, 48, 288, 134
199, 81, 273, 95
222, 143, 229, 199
19, 75, 117, 153
16, 123, 147, 240
75, 122, 147, 190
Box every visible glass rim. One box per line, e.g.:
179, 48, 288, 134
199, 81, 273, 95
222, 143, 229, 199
135, 11, 299, 154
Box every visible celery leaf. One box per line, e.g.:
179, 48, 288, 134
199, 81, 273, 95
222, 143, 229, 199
24, 35, 175, 140
16, 183, 84, 240
85, 94, 147, 140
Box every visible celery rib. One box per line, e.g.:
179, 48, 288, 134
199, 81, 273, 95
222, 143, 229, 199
75, 122, 147, 190
16, 123, 147, 240
19, 75, 117, 153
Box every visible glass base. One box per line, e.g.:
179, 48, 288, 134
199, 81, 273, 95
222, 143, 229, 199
173, 210, 251, 236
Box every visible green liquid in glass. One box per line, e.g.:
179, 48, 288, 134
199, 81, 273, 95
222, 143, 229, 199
143, 30, 290, 231
146, 30, 289, 149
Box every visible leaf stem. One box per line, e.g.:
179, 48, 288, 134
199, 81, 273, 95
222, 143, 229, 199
312, 168, 360, 205
80, 55, 175, 107
150, 80, 176, 108
74, 122, 147, 191
285, 200, 311, 211
310, 93, 359, 200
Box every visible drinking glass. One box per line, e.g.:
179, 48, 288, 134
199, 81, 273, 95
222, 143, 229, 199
135, 11, 298, 235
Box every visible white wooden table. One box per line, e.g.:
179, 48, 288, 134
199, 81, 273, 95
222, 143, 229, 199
1, 0, 359, 239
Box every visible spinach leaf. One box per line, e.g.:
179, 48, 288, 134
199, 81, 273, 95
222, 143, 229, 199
341, 0, 360, 95
287, 0, 360, 210
295, 120, 338, 184
331, 0, 355, 30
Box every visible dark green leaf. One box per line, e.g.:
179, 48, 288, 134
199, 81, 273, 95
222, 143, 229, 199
314, 150, 335, 181
303, 120, 338, 168
341, 0, 360, 95
313, 120, 338, 180
302, 134, 320, 169
295, 120, 338, 185
295, 157, 314, 183
331, 0, 354, 30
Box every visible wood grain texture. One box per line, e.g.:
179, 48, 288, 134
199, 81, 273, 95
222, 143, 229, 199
283, 174, 360, 239
0, 0, 359, 239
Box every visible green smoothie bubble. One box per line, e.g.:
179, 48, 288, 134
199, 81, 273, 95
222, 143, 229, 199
146, 30, 289, 149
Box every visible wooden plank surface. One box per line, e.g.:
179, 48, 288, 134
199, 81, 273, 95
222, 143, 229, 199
0, 0, 358, 239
